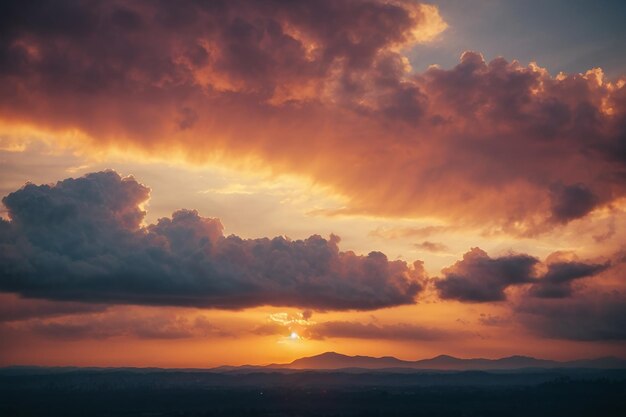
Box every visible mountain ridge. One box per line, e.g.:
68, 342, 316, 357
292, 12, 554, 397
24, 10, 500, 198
267, 351, 626, 371
3, 352, 625, 374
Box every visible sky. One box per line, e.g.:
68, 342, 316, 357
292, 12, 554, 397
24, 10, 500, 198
0, 0, 625, 367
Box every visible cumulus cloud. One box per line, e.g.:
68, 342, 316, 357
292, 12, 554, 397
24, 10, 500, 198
435, 248, 538, 302
1, 1, 625, 233
512, 252, 626, 340
529, 261, 609, 298
0, 0, 443, 120
549, 183, 600, 224
435, 248, 608, 302
0, 171, 424, 310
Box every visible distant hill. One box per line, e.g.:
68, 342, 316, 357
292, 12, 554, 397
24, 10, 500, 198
268, 352, 626, 371
2, 353, 625, 375
278, 352, 408, 369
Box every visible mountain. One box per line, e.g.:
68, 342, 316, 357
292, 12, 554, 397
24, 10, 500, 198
282, 352, 409, 369
272, 352, 626, 371
5, 353, 623, 375
411, 354, 560, 370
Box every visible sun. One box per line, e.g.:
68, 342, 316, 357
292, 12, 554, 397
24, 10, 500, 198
289, 332, 300, 340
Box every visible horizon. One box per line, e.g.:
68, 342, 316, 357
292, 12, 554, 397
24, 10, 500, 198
3, 350, 626, 371
1, 0, 626, 371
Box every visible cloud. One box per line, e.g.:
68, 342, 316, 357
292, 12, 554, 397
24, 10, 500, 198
252, 311, 314, 337
369, 226, 449, 240
252, 312, 454, 341
0, 171, 424, 310
1, 1, 625, 233
435, 248, 538, 302
549, 183, 599, 224
23, 310, 225, 340
0, 0, 444, 116
529, 260, 609, 298
0, 293, 107, 322
516, 293, 626, 341
414, 241, 449, 253
434, 249, 624, 341
304, 321, 453, 341
478, 314, 510, 327
435, 248, 610, 303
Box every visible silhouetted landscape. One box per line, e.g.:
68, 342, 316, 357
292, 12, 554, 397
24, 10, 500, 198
262, 351, 626, 370
2, 1, 626, 416
2, 353, 625, 417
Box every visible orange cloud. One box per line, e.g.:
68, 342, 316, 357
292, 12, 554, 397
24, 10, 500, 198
0, 0, 625, 237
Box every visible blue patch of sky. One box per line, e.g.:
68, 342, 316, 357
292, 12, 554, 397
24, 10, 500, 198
410, 0, 626, 78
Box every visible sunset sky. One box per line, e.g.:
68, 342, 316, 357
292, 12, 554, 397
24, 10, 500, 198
1, 0, 625, 367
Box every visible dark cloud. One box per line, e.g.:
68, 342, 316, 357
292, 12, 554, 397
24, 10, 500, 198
0, 171, 424, 310
0, 0, 436, 116
447, 251, 625, 342
414, 241, 448, 253
25, 312, 225, 340
435, 248, 538, 302
549, 183, 600, 223
516, 293, 626, 341
435, 248, 611, 303
529, 261, 609, 298
304, 321, 453, 341
0, 293, 107, 322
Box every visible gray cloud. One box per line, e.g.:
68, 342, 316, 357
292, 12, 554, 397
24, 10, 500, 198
414, 241, 449, 253
26, 312, 225, 340
0, 171, 424, 310
516, 293, 626, 341
549, 183, 600, 224
529, 261, 609, 298
435, 248, 609, 303
435, 248, 538, 302
0, 293, 107, 322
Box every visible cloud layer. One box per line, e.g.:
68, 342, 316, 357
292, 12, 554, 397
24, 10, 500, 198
435, 248, 538, 302
0, 293, 107, 322
1, 1, 625, 233
0, 171, 424, 310
303, 321, 452, 341
529, 261, 609, 298
517, 293, 626, 341
25, 310, 223, 340
435, 248, 609, 302
433, 248, 625, 341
